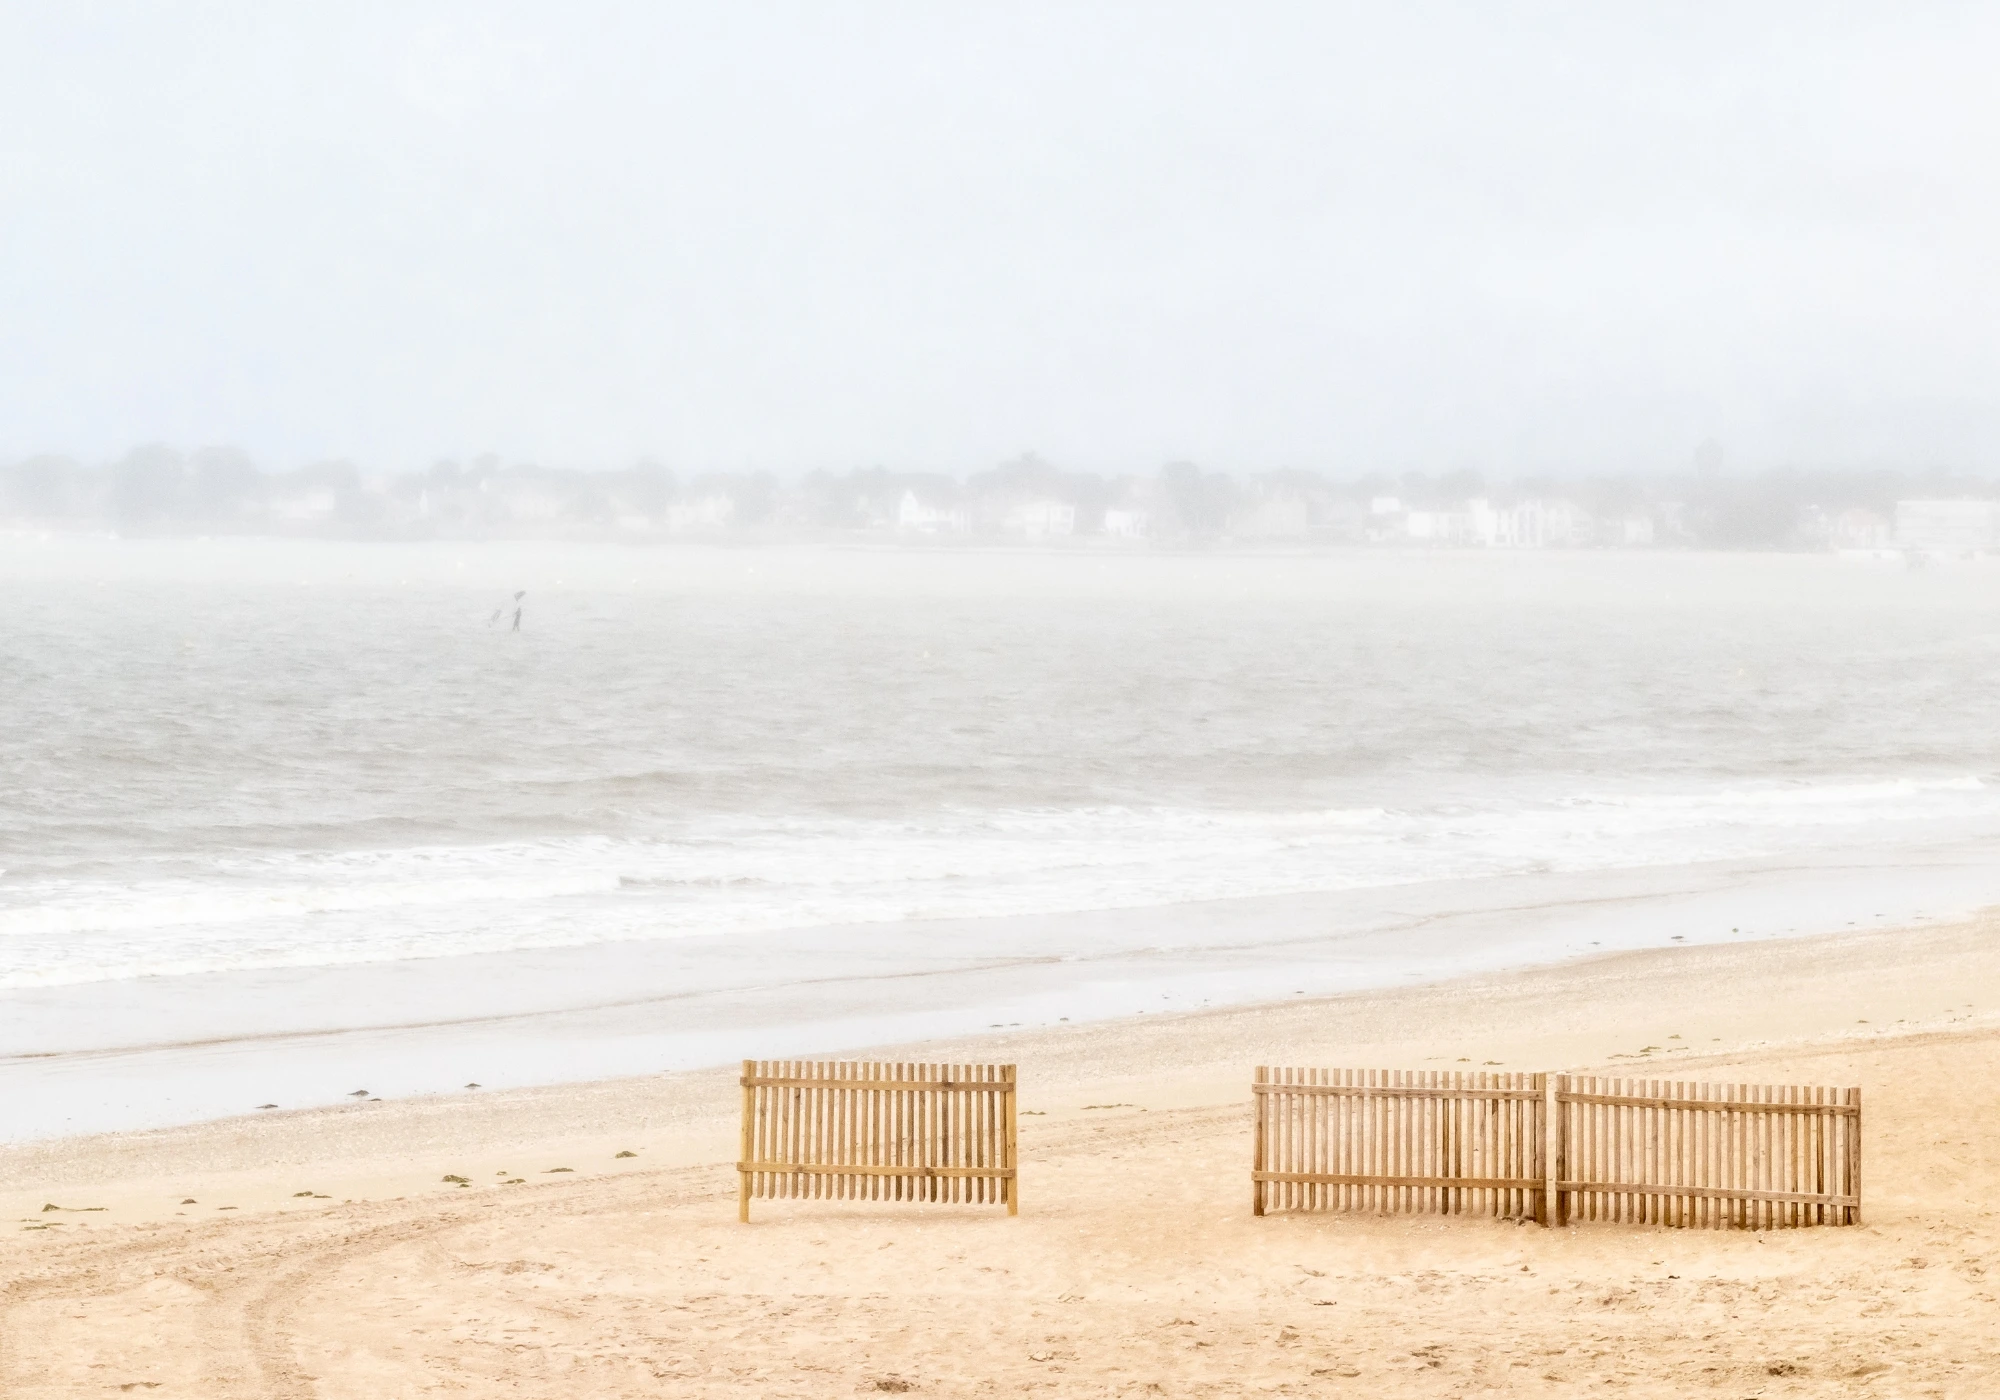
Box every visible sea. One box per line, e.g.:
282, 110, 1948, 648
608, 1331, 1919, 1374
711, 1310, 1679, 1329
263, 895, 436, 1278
5, 536, 2000, 1136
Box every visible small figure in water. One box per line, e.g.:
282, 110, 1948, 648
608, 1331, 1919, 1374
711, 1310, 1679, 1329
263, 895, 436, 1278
490, 590, 527, 630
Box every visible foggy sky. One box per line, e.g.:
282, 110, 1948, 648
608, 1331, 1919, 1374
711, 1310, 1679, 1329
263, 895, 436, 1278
3, 3, 1997, 476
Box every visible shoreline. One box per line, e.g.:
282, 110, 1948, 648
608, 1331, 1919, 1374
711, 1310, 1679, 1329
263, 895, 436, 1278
5, 907, 1996, 1218
6, 839, 2000, 1144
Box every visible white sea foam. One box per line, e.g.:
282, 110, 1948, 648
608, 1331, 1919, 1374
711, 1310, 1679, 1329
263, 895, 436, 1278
5, 775, 1998, 988
10, 545, 2000, 994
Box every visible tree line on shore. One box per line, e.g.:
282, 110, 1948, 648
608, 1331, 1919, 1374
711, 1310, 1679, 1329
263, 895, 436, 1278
1, 445, 1990, 549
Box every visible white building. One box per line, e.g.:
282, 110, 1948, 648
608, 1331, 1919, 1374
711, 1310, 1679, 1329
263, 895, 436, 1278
1612, 514, 1655, 546
1007, 499, 1076, 538
499, 487, 572, 522
1393, 497, 1603, 548
1231, 493, 1312, 539
1103, 507, 1149, 538
1465, 498, 1600, 548
897, 490, 968, 533
1895, 500, 2000, 554
1828, 509, 1890, 550
1479, 499, 1597, 547
1406, 508, 1475, 544
270, 488, 337, 522
1365, 496, 1407, 543
667, 493, 736, 532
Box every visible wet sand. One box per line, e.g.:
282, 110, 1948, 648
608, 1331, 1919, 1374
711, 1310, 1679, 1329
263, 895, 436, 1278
11, 841, 2000, 1144
4, 914, 1999, 1397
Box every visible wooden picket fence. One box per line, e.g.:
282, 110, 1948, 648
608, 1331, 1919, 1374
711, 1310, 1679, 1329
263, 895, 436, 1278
737, 1060, 1018, 1221
1553, 1075, 1861, 1228
1253, 1067, 1861, 1229
1252, 1068, 1549, 1221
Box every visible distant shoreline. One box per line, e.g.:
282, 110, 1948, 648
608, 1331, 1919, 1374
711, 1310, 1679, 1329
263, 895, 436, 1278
0, 523, 1967, 558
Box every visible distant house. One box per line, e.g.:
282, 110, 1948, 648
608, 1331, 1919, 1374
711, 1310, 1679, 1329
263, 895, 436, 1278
1612, 514, 1655, 547
1232, 491, 1313, 540
897, 490, 968, 533
667, 493, 736, 533
269, 488, 338, 523
1383, 497, 1604, 548
1006, 499, 1076, 538
1405, 508, 1474, 544
1103, 507, 1149, 539
1828, 509, 1890, 550
1456, 498, 1599, 548
1894, 500, 2000, 554
1366, 496, 1407, 543
499, 485, 572, 523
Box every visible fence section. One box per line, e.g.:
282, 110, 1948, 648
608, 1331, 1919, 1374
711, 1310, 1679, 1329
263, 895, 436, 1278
1552, 1075, 1861, 1228
737, 1060, 1018, 1220
1252, 1067, 1861, 1229
1252, 1067, 1548, 1221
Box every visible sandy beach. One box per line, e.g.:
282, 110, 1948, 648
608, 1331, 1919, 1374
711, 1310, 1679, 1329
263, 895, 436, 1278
3, 914, 1998, 1397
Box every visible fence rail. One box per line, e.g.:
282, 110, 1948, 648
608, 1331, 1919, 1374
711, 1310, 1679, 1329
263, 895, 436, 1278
738, 1060, 1018, 1221
1253, 1067, 1860, 1229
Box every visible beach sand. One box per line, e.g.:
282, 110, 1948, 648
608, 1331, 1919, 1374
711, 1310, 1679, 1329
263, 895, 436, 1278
4, 915, 2000, 1397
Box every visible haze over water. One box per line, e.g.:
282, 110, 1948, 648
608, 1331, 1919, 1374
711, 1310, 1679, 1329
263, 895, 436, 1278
8, 538, 2000, 996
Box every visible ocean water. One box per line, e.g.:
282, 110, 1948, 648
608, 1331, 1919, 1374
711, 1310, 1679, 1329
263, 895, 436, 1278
7, 538, 2000, 994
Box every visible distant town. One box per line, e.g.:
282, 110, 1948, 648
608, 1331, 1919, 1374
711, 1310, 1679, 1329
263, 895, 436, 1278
6, 448, 2000, 555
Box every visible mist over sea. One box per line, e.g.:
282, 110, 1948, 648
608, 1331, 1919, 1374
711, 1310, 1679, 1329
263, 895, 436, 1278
7, 537, 2000, 997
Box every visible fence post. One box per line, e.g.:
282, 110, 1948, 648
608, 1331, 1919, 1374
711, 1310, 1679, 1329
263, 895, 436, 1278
1252, 1067, 1267, 1217
1849, 1085, 1863, 1226
1546, 1074, 1566, 1227
738, 1059, 756, 1223
1529, 1072, 1544, 1225
1542, 1074, 1554, 1227
1004, 1063, 1020, 1216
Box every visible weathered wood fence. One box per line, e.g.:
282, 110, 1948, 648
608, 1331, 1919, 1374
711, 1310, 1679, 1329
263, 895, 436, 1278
1253, 1067, 1861, 1229
737, 1060, 1018, 1221
1552, 1075, 1861, 1227
1252, 1068, 1549, 1221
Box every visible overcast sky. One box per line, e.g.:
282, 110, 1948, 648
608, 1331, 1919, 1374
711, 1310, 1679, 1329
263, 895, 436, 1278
2, 3, 1997, 476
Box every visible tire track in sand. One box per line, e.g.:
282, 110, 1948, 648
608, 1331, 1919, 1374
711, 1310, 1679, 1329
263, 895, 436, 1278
233, 1166, 724, 1398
